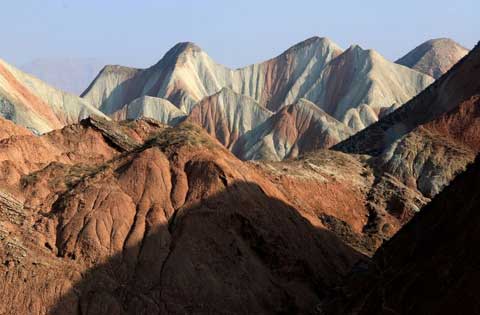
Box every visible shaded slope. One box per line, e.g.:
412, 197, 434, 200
396, 38, 469, 79
251, 149, 429, 255
324, 155, 480, 315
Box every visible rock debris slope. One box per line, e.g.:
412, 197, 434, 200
0, 58, 108, 133
82, 37, 432, 131
396, 38, 469, 79
335, 42, 480, 198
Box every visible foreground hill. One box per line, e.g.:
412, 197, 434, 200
335, 42, 480, 197
0, 58, 108, 133
396, 38, 469, 79
323, 154, 480, 314
82, 37, 432, 131
0, 117, 370, 314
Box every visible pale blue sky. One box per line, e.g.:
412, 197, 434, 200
3, 0, 479, 68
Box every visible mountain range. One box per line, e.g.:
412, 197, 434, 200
0, 36, 478, 314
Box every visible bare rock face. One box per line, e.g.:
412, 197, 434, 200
335, 43, 480, 197
323, 155, 480, 315
0, 120, 367, 314
396, 38, 469, 79
234, 99, 353, 161
82, 37, 432, 131
0, 59, 108, 134
186, 87, 272, 149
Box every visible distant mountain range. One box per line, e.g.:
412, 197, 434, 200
0, 37, 468, 160
20, 58, 105, 95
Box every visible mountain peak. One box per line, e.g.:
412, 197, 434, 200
284, 36, 341, 54
164, 41, 204, 58
100, 64, 140, 75
396, 38, 469, 78
425, 37, 467, 49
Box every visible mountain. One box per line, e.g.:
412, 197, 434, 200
111, 95, 186, 125
81, 64, 143, 114
334, 42, 480, 197
186, 87, 273, 149
323, 154, 480, 315
21, 58, 105, 95
302, 44, 433, 131
82, 37, 432, 131
0, 58, 108, 133
0, 118, 365, 314
234, 98, 353, 161
396, 38, 469, 79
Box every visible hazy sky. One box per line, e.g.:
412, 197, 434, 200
3, 0, 479, 68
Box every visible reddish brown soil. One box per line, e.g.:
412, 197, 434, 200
0, 119, 366, 314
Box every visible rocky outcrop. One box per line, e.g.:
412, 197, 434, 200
396, 38, 469, 79
235, 99, 353, 161
82, 37, 432, 130
0, 58, 108, 134
0, 116, 164, 198
323, 154, 480, 315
